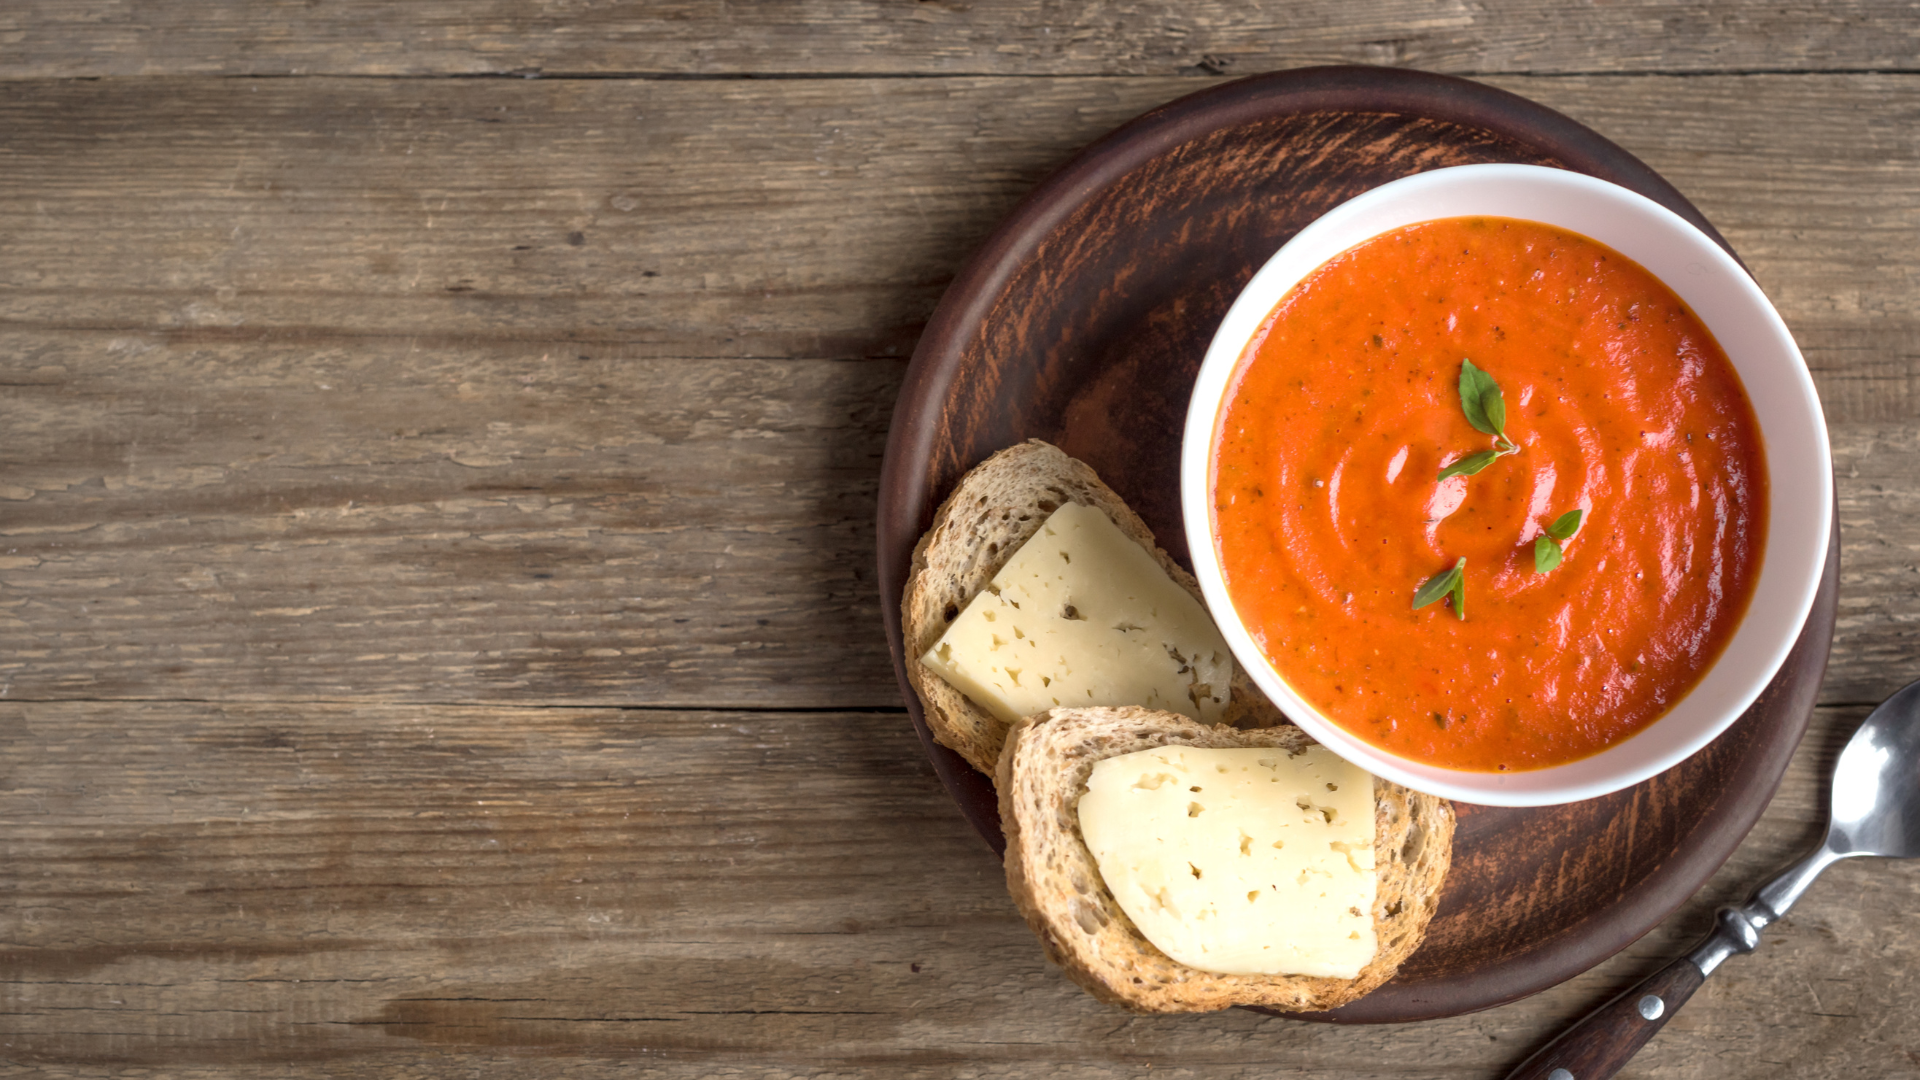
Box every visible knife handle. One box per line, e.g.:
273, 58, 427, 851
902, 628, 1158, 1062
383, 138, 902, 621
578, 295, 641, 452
1502, 955, 1705, 1080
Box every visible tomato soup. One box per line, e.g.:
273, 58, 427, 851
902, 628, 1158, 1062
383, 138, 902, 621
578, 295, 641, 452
1211, 217, 1767, 773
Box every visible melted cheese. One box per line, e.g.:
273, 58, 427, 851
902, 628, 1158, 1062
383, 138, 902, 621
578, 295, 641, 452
920, 501, 1231, 725
1077, 745, 1377, 978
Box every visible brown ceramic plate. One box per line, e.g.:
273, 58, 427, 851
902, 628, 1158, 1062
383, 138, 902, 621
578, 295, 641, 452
876, 66, 1838, 1023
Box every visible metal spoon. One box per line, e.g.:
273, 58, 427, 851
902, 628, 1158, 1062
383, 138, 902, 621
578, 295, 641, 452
1506, 677, 1920, 1080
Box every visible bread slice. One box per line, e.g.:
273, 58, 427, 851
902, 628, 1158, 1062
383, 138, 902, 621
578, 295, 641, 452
902, 440, 1282, 775
998, 706, 1454, 1014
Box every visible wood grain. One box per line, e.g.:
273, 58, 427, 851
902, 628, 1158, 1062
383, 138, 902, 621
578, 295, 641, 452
2, 2, 1917, 79
0, 340, 903, 706
5, 702, 1916, 1077
0, 74, 1916, 708
2, 19, 1919, 1074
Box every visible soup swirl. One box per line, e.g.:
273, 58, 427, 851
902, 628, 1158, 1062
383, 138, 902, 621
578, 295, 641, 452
1211, 217, 1766, 772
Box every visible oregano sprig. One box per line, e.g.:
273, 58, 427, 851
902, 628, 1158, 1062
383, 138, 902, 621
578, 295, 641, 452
1437, 359, 1521, 480
1413, 557, 1467, 620
1533, 509, 1585, 574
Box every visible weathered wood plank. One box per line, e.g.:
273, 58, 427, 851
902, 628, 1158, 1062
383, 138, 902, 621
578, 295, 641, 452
2, 702, 1911, 1077
0, 74, 1916, 708
0, 75, 1064, 363
3, 2, 1917, 79
0, 344, 905, 707
0, 75, 1913, 363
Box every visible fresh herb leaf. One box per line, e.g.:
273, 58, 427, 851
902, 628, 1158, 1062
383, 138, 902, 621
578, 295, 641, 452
1413, 557, 1467, 619
1534, 535, 1564, 574
1534, 509, 1585, 574
1437, 449, 1501, 481
1439, 360, 1522, 480
1482, 384, 1506, 437
1546, 508, 1584, 540
1458, 359, 1506, 437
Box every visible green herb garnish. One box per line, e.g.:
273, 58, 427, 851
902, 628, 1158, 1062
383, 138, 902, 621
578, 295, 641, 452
1438, 359, 1521, 480
1413, 557, 1467, 620
1533, 508, 1584, 574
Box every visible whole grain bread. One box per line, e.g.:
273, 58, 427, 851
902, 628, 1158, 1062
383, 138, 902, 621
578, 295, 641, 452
902, 440, 1283, 775
998, 706, 1454, 1014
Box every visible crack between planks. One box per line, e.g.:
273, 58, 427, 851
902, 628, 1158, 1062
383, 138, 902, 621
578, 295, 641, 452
1, 693, 1887, 711
9, 68, 1920, 86
0, 695, 908, 714
0, 318, 917, 363
227, 67, 1920, 80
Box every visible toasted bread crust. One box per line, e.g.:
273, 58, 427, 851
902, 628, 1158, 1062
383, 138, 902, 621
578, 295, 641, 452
998, 707, 1454, 1014
902, 440, 1280, 775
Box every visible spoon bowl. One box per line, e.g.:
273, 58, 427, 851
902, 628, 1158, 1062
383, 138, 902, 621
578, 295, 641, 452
1829, 678, 1920, 857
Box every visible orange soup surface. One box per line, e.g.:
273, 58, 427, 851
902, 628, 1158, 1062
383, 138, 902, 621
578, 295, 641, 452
1211, 217, 1767, 772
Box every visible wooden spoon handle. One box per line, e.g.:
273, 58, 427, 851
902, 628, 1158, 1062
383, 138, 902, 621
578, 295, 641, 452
1503, 956, 1705, 1080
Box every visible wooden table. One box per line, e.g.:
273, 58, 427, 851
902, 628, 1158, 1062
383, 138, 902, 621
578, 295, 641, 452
3, 5, 1917, 1077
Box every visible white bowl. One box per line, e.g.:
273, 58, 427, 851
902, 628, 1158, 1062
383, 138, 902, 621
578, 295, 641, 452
1180, 164, 1831, 807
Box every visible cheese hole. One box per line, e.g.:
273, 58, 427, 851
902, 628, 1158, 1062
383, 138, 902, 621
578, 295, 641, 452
1326, 782, 1338, 791
1040, 675, 1051, 687
1005, 668, 1021, 686
1293, 795, 1338, 825
1238, 831, 1253, 856
1061, 604, 1085, 621
1330, 840, 1370, 873
1247, 891, 1260, 903
982, 610, 995, 623
1189, 863, 1202, 880
1189, 785, 1202, 793
1271, 840, 1285, 850
1187, 802, 1204, 817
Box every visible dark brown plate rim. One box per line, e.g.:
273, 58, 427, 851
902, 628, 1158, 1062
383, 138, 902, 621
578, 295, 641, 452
876, 64, 1836, 1023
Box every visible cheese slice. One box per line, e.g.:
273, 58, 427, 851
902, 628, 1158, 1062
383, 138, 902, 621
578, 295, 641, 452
1076, 745, 1377, 978
918, 501, 1232, 725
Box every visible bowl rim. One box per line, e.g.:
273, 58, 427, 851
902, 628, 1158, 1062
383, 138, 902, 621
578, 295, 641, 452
1179, 162, 1833, 806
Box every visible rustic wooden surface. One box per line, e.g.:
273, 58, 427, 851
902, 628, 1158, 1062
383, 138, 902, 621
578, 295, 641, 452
3, 4, 1919, 1077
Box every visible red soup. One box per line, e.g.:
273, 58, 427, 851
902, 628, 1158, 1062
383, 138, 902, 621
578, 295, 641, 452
1211, 217, 1767, 773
